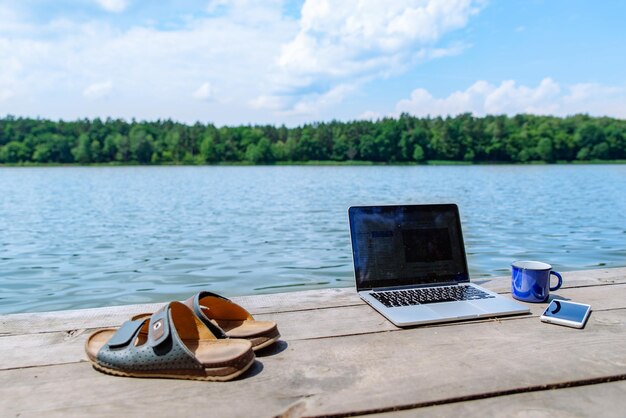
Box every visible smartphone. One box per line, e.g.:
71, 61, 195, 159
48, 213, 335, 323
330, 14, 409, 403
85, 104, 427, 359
540, 300, 591, 328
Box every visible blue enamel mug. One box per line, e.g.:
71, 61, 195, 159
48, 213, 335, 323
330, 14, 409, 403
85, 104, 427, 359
511, 261, 563, 303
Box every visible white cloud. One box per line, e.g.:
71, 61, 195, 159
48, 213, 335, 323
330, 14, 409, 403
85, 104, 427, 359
206, 0, 229, 14
0, 53, 19, 101
0, 89, 14, 102
0, 4, 26, 33
415, 43, 469, 60
394, 78, 626, 118
83, 80, 113, 99
254, 0, 484, 115
0, 0, 484, 124
282, 82, 359, 117
0, 35, 29, 104
249, 94, 287, 111
562, 83, 626, 118
358, 110, 382, 121
5, 1, 622, 125
0, 2, 297, 123
287, 0, 476, 75
192, 82, 214, 101
207, 0, 286, 23
96, 0, 129, 13
484, 78, 561, 114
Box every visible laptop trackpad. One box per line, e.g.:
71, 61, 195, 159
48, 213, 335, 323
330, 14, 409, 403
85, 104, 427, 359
428, 302, 480, 319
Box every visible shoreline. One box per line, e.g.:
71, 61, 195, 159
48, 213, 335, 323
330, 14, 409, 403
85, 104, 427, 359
2, 159, 626, 168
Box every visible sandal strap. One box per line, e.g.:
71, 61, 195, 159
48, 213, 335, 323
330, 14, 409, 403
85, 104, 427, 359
184, 292, 229, 339
148, 306, 170, 347
97, 303, 203, 373
106, 319, 145, 349
196, 291, 254, 320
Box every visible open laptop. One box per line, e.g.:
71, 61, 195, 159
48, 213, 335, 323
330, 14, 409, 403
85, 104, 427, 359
348, 204, 529, 326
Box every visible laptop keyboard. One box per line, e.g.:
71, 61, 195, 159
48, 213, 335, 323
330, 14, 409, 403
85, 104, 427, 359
371, 285, 495, 307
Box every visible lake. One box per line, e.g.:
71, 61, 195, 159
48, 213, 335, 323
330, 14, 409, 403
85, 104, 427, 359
1, 165, 625, 314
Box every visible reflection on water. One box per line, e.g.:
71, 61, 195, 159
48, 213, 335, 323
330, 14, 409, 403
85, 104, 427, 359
1, 165, 625, 314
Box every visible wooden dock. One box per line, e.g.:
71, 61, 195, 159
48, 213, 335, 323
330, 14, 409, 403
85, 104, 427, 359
2, 267, 626, 417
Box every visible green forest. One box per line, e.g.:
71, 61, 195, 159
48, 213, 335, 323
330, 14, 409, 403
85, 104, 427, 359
0, 113, 624, 165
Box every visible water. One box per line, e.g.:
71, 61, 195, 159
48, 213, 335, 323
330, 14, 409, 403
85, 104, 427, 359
1, 165, 625, 314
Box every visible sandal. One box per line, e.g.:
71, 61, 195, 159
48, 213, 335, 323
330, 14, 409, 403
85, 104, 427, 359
183, 291, 281, 351
85, 301, 255, 381
133, 291, 280, 351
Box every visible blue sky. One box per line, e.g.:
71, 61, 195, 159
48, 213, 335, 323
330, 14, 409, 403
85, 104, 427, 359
1, 0, 625, 126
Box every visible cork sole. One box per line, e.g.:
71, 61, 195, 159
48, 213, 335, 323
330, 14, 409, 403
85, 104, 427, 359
250, 330, 281, 351
89, 354, 255, 382
214, 319, 281, 351
86, 327, 256, 382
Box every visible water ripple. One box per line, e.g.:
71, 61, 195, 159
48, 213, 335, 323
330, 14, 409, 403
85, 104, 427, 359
0, 165, 625, 314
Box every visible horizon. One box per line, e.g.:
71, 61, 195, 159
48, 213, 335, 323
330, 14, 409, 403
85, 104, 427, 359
1, 0, 625, 127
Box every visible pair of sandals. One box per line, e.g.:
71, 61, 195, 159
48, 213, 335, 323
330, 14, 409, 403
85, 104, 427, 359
85, 291, 280, 381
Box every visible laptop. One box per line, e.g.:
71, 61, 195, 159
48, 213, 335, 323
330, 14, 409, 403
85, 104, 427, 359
348, 204, 529, 327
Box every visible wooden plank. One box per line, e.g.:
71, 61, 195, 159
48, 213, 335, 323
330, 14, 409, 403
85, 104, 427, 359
0, 288, 362, 336
548, 267, 626, 284
2, 267, 624, 337
372, 380, 626, 418
2, 282, 625, 370
301, 309, 626, 417
474, 266, 626, 293
0, 361, 294, 418
1, 309, 625, 418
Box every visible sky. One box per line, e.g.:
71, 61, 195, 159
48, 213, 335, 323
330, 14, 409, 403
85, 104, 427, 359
1, 0, 625, 126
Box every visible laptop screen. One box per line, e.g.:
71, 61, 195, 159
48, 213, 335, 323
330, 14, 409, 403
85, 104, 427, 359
348, 204, 470, 290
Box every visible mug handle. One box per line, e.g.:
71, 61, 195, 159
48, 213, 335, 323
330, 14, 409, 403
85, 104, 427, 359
550, 271, 563, 291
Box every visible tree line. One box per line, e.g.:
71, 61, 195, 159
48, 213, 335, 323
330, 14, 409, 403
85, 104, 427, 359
0, 113, 624, 165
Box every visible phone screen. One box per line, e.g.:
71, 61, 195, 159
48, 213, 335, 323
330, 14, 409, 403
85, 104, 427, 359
543, 300, 590, 323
